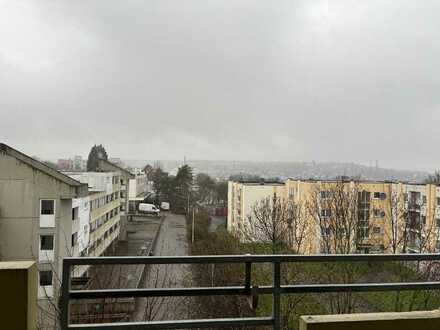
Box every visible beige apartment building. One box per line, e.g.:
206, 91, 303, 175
228, 179, 440, 254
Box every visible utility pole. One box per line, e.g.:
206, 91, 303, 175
187, 193, 190, 215
192, 207, 195, 244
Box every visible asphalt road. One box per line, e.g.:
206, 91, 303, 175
154, 212, 189, 257
131, 213, 190, 322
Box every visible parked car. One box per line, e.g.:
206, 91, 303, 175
138, 203, 160, 216
160, 202, 170, 211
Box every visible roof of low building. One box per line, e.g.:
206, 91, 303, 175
0, 143, 86, 189
97, 159, 135, 178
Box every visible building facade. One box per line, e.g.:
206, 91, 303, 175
0, 144, 130, 328
0, 144, 89, 328
228, 179, 440, 254
64, 172, 122, 261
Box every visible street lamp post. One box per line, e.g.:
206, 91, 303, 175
192, 207, 195, 244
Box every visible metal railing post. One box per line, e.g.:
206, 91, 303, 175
245, 262, 251, 291
60, 260, 71, 330
245, 254, 252, 292
273, 261, 281, 330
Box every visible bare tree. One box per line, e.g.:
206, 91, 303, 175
306, 181, 368, 255
385, 187, 440, 312
284, 199, 309, 254
387, 187, 410, 254
305, 180, 372, 314
240, 193, 308, 254
138, 264, 183, 322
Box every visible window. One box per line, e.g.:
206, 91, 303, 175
359, 228, 370, 239
373, 227, 381, 234
72, 207, 79, 221
410, 191, 421, 205
374, 192, 387, 200
40, 235, 54, 250
39, 270, 53, 286
358, 210, 370, 221
321, 227, 331, 236
423, 195, 427, 204
373, 209, 385, 218
71, 232, 78, 247
437, 197, 440, 206
320, 191, 332, 199
41, 200, 55, 215
358, 191, 371, 203
437, 219, 440, 227
289, 188, 295, 198
321, 209, 331, 218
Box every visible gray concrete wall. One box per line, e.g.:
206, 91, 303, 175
0, 153, 74, 262
0, 152, 76, 308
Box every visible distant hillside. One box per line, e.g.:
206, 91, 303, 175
123, 159, 429, 183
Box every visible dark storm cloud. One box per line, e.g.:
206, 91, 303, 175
1, 0, 439, 170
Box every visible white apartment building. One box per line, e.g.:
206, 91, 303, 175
227, 181, 286, 234
64, 172, 122, 261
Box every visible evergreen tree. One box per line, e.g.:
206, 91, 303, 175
87, 144, 108, 171
143, 164, 154, 180
174, 165, 193, 212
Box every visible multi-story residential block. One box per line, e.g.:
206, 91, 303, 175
128, 174, 151, 199
127, 174, 153, 212
63, 172, 122, 262
0, 144, 133, 328
0, 144, 88, 327
228, 179, 440, 254
227, 180, 286, 234
97, 159, 134, 215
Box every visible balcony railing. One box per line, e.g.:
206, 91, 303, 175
61, 253, 440, 330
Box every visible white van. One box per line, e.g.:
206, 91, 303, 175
160, 202, 170, 211
138, 203, 160, 216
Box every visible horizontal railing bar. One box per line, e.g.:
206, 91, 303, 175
68, 317, 274, 329
69, 281, 440, 300
69, 286, 272, 299
282, 281, 440, 293
64, 253, 440, 266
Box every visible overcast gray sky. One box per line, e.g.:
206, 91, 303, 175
1, 1, 439, 170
